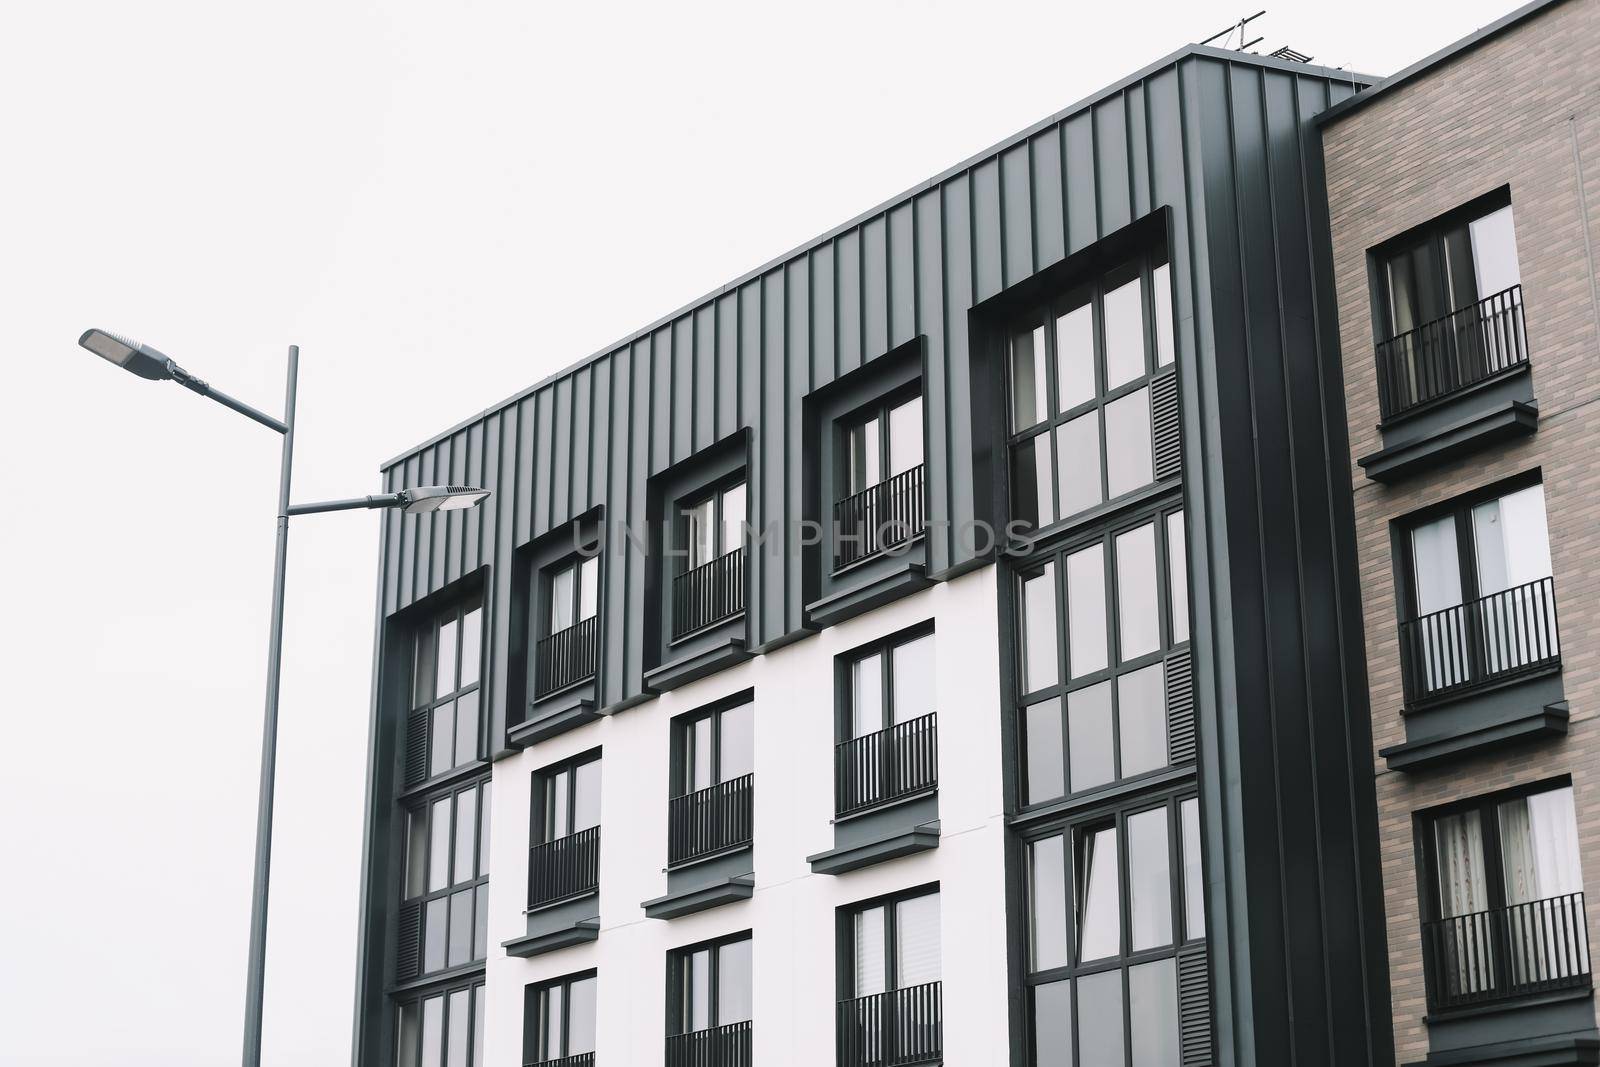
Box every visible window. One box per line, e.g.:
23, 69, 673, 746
1009, 253, 1176, 530
1420, 782, 1589, 1011
395, 978, 485, 1067
410, 599, 484, 781
844, 392, 925, 495
668, 933, 753, 1058
670, 697, 754, 865
524, 972, 597, 1065
529, 754, 601, 907
673, 478, 748, 639
837, 627, 937, 815
1026, 796, 1201, 1066
684, 480, 747, 569
838, 888, 943, 1067
1375, 196, 1527, 417
1399, 480, 1558, 703
536, 554, 600, 698
836, 392, 927, 568
400, 779, 492, 977
1019, 509, 1190, 805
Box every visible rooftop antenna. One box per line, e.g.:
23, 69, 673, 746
1200, 10, 1266, 51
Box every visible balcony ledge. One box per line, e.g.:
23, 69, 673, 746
644, 636, 750, 693
642, 873, 755, 920
806, 563, 932, 630
508, 693, 599, 748
807, 820, 940, 875
1381, 699, 1568, 772
502, 917, 599, 959
1359, 398, 1537, 484
1407, 1029, 1599, 1067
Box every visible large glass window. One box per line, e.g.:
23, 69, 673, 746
684, 480, 747, 569
401, 778, 492, 977
547, 554, 598, 636
1019, 509, 1190, 806
537, 754, 601, 843
412, 599, 484, 779
843, 887, 942, 998
678, 698, 754, 795
1026, 796, 1201, 1066
1009, 253, 1177, 531
1381, 201, 1521, 340
672, 933, 753, 1036
523, 972, 597, 1065
844, 392, 925, 495
394, 978, 485, 1067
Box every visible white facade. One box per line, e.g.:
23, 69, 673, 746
482, 566, 1010, 1065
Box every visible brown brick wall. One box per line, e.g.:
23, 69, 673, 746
1322, 0, 1600, 1059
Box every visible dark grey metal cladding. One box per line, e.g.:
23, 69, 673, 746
357, 44, 1390, 1067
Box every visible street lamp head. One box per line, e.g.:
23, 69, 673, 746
78, 329, 176, 381
400, 485, 491, 515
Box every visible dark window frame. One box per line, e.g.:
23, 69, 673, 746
1371, 186, 1514, 343
542, 551, 600, 637
409, 596, 486, 782
677, 474, 749, 570
836, 383, 926, 500
836, 882, 942, 1001
532, 750, 602, 845
1005, 250, 1176, 531
1016, 502, 1189, 808
666, 930, 754, 1036
672, 691, 754, 798
400, 774, 492, 980
523, 969, 598, 1064
836, 620, 938, 744
1393, 468, 1546, 622
393, 975, 486, 1067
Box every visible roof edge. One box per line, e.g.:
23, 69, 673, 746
1318, 0, 1571, 127
382, 44, 1375, 471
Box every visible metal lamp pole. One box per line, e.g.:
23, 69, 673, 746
75, 330, 488, 1067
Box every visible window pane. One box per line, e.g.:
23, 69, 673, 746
573, 760, 601, 833
478, 784, 491, 877
687, 948, 711, 1031
1473, 484, 1552, 594
459, 607, 482, 686
471, 988, 484, 1067
1498, 786, 1582, 902
1105, 387, 1154, 499
1030, 835, 1070, 971
569, 975, 598, 1054
1011, 324, 1048, 431
1118, 662, 1167, 778
688, 497, 715, 568
1077, 826, 1120, 962
1025, 698, 1066, 805
436, 618, 458, 696
397, 1002, 421, 1067
889, 396, 924, 475
578, 556, 599, 621
454, 692, 478, 768
691, 716, 713, 793
849, 416, 882, 493
1056, 302, 1095, 411
852, 652, 886, 736
1022, 565, 1060, 693
1033, 980, 1075, 1067
1412, 515, 1463, 614
1067, 682, 1115, 793
447, 989, 469, 1067
424, 898, 448, 973
854, 906, 887, 997
430, 704, 453, 778
429, 797, 451, 893
550, 566, 574, 632
421, 995, 444, 1067
1067, 545, 1108, 678
1181, 797, 1204, 940
1116, 523, 1160, 661
1076, 970, 1124, 1067
718, 938, 754, 1024
896, 893, 941, 987
893, 634, 936, 723
1153, 261, 1175, 366
1017, 433, 1057, 529
413, 629, 436, 708
1104, 274, 1146, 389
546, 770, 569, 839
720, 483, 747, 555
406, 809, 429, 898
1055, 413, 1103, 519
1129, 958, 1179, 1067
542, 984, 564, 1059
1470, 204, 1521, 298
448, 889, 473, 967
1434, 809, 1489, 918
453, 787, 477, 883
473, 884, 488, 961
719, 701, 755, 781
1167, 512, 1189, 645
1128, 807, 1173, 951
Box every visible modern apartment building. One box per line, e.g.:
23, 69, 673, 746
1321, 0, 1600, 1064
349, 40, 1399, 1067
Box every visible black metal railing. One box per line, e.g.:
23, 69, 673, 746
527, 826, 600, 908
836, 713, 938, 818
525, 1055, 595, 1067
1422, 891, 1590, 1011
1398, 575, 1559, 706
1376, 284, 1527, 420
535, 616, 599, 698
668, 774, 754, 867
835, 465, 927, 570
673, 548, 746, 640
665, 1021, 752, 1067
837, 981, 943, 1067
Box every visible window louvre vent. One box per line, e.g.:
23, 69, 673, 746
1179, 944, 1213, 1065
1166, 645, 1197, 765
1152, 371, 1182, 481
395, 901, 421, 981
405, 709, 429, 786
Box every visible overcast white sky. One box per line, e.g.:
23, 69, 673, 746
0, 1, 1518, 1063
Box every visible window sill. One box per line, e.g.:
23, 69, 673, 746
502, 917, 600, 960
665, 840, 753, 874
396, 759, 492, 803
1381, 698, 1568, 772
644, 634, 750, 693
1423, 982, 1594, 1026
642, 873, 755, 920
1359, 398, 1537, 484
807, 818, 940, 876
806, 560, 932, 630
509, 689, 599, 749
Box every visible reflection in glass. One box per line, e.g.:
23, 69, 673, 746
1181, 797, 1205, 940
1128, 807, 1173, 951
1077, 826, 1120, 961
1153, 261, 1175, 367
436, 618, 458, 697
1105, 387, 1154, 499
573, 760, 602, 832
1118, 662, 1167, 778
448, 889, 473, 967
894, 635, 936, 723
424, 898, 447, 973
889, 396, 924, 476
854, 652, 885, 736
1022, 565, 1059, 693
1104, 275, 1146, 389
1056, 413, 1103, 519
421, 994, 443, 1067
1167, 511, 1189, 645
1067, 545, 1108, 678
719, 701, 755, 781
459, 607, 482, 685
429, 797, 451, 892
1012, 325, 1048, 431
1068, 682, 1114, 793
1025, 698, 1065, 804
719, 937, 754, 1024
1056, 302, 1096, 411
1129, 958, 1179, 1067
447, 988, 469, 1067
569, 975, 598, 1054
1030, 834, 1070, 971
1116, 523, 1160, 661
454, 691, 478, 768
1076, 970, 1125, 1066
1033, 980, 1074, 1067
453, 787, 477, 883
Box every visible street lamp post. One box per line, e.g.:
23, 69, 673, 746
76, 329, 488, 1067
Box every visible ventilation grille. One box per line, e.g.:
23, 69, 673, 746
1179, 944, 1214, 1065
1167, 645, 1197, 766
405, 709, 429, 786
395, 900, 421, 982
1152, 371, 1182, 481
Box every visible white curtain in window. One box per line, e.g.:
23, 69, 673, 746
895, 893, 942, 988
1473, 485, 1556, 674
1499, 788, 1587, 984
1434, 810, 1490, 997
1412, 516, 1465, 693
